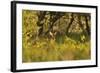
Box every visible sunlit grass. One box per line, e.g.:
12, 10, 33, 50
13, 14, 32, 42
22, 35, 91, 63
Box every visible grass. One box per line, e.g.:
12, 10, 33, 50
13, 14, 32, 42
22, 34, 91, 63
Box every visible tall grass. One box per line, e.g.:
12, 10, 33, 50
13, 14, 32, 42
22, 35, 91, 63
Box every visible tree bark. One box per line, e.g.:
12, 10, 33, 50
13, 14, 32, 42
66, 13, 74, 34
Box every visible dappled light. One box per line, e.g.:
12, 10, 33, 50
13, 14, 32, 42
22, 10, 91, 63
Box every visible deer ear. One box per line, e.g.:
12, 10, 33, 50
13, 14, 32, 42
54, 32, 57, 35
49, 32, 53, 36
